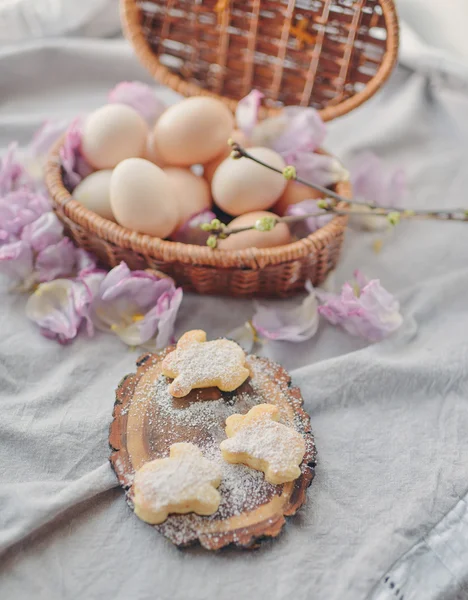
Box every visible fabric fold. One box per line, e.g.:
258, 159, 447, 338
369, 493, 468, 600
0, 463, 118, 554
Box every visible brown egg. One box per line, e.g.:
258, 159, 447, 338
203, 129, 250, 185
218, 211, 291, 251
164, 167, 212, 227
212, 147, 286, 216
273, 181, 324, 216
152, 97, 234, 166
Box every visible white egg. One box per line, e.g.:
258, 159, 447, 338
81, 104, 148, 170
212, 147, 286, 216
72, 170, 115, 221
110, 158, 179, 239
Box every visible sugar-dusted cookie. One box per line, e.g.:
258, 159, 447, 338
220, 404, 306, 485
161, 330, 250, 398
133, 442, 222, 525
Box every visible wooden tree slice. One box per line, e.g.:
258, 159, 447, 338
109, 348, 317, 549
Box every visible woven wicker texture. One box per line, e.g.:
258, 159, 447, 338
44, 0, 399, 297
45, 139, 351, 298
121, 0, 399, 120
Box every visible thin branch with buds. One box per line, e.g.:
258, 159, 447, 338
201, 142, 468, 247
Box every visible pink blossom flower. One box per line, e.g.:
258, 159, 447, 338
271, 107, 326, 156
252, 282, 319, 342
0, 235, 77, 289
0, 189, 93, 288
25, 271, 105, 344
59, 119, 93, 191
0, 143, 34, 194
28, 119, 71, 157
21, 119, 71, 186
171, 210, 216, 245
35, 237, 77, 282
351, 152, 406, 208
286, 199, 333, 235
316, 270, 403, 341
77, 269, 107, 335
0, 240, 34, 286
251, 106, 326, 156
75, 248, 97, 275
349, 152, 407, 231
236, 90, 264, 137
89, 262, 183, 348
226, 322, 256, 353
148, 286, 183, 349
249, 106, 345, 188
108, 81, 166, 124
0, 190, 50, 242
287, 151, 349, 187
21, 212, 64, 252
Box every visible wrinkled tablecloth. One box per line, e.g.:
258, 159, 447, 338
2, 17, 468, 600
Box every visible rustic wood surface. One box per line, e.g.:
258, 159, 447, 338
109, 349, 317, 549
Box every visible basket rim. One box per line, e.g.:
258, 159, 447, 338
44, 138, 350, 271
120, 0, 399, 122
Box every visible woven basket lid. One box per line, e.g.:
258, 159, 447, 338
121, 0, 399, 121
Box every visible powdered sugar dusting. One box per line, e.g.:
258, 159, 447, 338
134, 444, 221, 518
162, 334, 249, 396
122, 354, 314, 546
221, 418, 306, 480
113, 456, 134, 487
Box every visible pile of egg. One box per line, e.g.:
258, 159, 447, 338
73, 97, 319, 250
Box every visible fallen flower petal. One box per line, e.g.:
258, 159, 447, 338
60, 119, 93, 190
25, 278, 97, 344
271, 107, 326, 156
28, 118, 71, 158
287, 151, 349, 187
90, 262, 183, 348
349, 152, 407, 231
316, 270, 403, 341
21, 118, 71, 186
252, 282, 319, 342
0, 143, 34, 194
21, 212, 64, 252
226, 321, 257, 353
0, 190, 51, 241
154, 286, 184, 349
251, 106, 326, 157
171, 210, 216, 245
0, 240, 34, 286
75, 248, 97, 276
35, 237, 77, 282
108, 81, 166, 124
77, 269, 106, 336
286, 199, 333, 235
236, 89, 264, 137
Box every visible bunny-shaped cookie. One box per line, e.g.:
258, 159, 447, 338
162, 330, 250, 398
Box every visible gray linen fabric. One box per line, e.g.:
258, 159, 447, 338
1, 33, 468, 600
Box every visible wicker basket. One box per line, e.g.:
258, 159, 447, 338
122, 0, 399, 120
45, 0, 399, 298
